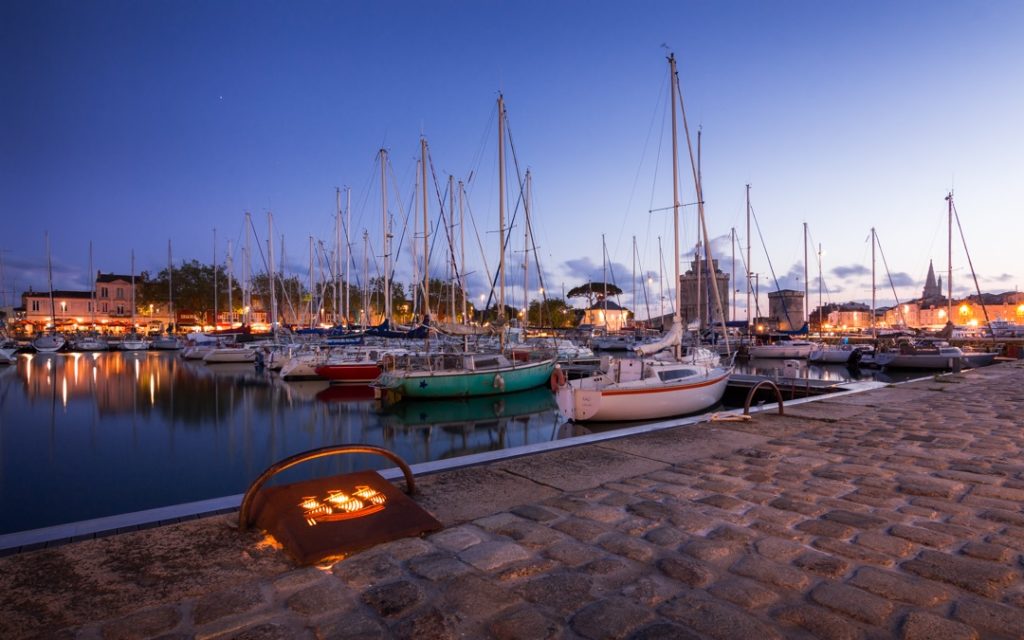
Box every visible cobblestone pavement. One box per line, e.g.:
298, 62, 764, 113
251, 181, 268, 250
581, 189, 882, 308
3, 362, 1024, 639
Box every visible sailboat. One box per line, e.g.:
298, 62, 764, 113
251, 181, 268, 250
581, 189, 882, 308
32, 232, 67, 353
555, 55, 732, 422
151, 240, 182, 350
118, 251, 149, 351
372, 122, 556, 401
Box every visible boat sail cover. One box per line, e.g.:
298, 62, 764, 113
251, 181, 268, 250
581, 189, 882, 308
431, 321, 500, 336
634, 317, 683, 356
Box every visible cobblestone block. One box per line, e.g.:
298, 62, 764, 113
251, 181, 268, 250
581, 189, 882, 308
544, 539, 607, 567
888, 524, 956, 548
333, 552, 403, 588
705, 525, 756, 543
570, 597, 655, 640
979, 509, 1024, 527
552, 517, 613, 543
809, 582, 894, 625
497, 558, 560, 582
193, 583, 268, 625
600, 490, 640, 507
960, 541, 1013, 562
909, 496, 973, 516
812, 538, 896, 567
511, 504, 561, 522
796, 518, 856, 539
600, 532, 658, 563
962, 494, 1024, 511
730, 555, 809, 591
657, 555, 714, 587
769, 497, 824, 516
392, 607, 457, 640
680, 538, 735, 562
749, 520, 803, 540
406, 552, 473, 581
774, 604, 865, 640
576, 504, 628, 524
972, 484, 1024, 502
914, 521, 977, 539
697, 494, 747, 510
487, 605, 563, 640
659, 592, 782, 640
900, 611, 978, 640
793, 550, 850, 578
847, 566, 951, 606
821, 510, 889, 530
516, 573, 594, 615
285, 578, 354, 618
896, 475, 965, 499
271, 567, 329, 594
458, 540, 532, 572
441, 573, 519, 615
360, 580, 423, 618
312, 610, 388, 640
855, 531, 915, 557
628, 622, 704, 640
953, 597, 1024, 636
902, 549, 1019, 597
708, 577, 779, 610
755, 537, 803, 561
644, 526, 686, 548
100, 606, 182, 640
429, 526, 485, 552
933, 469, 1001, 486
222, 620, 312, 639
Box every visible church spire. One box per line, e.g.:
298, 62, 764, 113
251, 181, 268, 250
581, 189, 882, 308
922, 260, 940, 300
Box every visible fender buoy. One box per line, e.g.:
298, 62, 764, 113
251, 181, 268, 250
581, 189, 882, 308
493, 373, 506, 391
549, 366, 567, 391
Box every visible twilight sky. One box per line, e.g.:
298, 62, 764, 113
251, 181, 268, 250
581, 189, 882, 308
3, 0, 1022, 320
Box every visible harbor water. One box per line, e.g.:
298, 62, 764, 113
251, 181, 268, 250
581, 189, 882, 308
0, 350, 923, 536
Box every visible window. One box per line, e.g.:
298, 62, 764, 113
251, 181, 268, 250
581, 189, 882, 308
116, 288, 124, 300
31, 300, 40, 311
101, 287, 108, 298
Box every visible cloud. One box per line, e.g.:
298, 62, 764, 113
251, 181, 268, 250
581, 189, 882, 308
831, 264, 870, 279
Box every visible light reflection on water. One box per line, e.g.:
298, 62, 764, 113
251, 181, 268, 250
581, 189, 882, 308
0, 351, 570, 535
0, 351, 928, 535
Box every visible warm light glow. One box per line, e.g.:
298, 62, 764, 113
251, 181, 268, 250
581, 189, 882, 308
938, 309, 947, 318
300, 485, 387, 526
959, 304, 970, 316
968, 319, 979, 327
903, 305, 910, 314
1018, 304, 1024, 316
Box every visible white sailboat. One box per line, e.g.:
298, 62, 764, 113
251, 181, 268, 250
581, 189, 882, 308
118, 251, 149, 351
555, 55, 732, 422
32, 232, 67, 353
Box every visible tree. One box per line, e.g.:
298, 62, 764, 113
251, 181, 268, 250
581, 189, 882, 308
566, 282, 623, 307
138, 260, 240, 325
526, 298, 574, 328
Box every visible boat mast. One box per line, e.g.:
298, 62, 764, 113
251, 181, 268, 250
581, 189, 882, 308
523, 170, 531, 328
212, 228, 218, 330
449, 174, 457, 324
362, 230, 370, 325
803, 222, 809, 331
380, 148, 392, 326
45, 232, 56, 332
746, 184, 752, 329
946, 192, 953, 324
658, 236, 665, 324
243, 211, 252, 326
167, 239, 173, 332
871, 227, 877, 340
308, 235, 314, 327
669, 54, 682, 359
497, 93, 507, 327
345, 187, 352, 325
459, 180, 467, 324
602, 233, 608, 332
130, 249, 136, 335
268, 213, 277, 333
730, 228, 736, 323
89, 240, 96, 327
226, 240, 233, 326
817, 242, 823, 333
335, 188, 342, 325
421, 137, 430, 326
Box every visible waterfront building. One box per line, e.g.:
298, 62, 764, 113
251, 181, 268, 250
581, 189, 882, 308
767, 289, 805, 332
679, 257, 730, 329
581, 299, 629, 332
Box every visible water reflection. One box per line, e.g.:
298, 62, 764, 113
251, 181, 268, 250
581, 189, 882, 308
0, 351, 562, 534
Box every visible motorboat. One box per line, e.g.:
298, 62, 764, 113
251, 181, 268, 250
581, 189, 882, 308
873, 339, 964, 370
118, 333, 149, 351
32, 333, 66, 353
747, 339, 817, 359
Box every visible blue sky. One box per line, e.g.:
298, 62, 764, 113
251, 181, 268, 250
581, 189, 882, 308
3, 0, 1022, 319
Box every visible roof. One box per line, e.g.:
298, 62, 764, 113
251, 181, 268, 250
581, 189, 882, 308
96, 272, 135, 282
23, 290, 94, 299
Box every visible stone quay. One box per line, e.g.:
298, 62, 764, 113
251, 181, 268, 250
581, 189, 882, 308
2, 362, 1023, 639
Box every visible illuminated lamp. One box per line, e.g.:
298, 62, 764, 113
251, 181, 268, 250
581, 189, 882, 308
238, 445, 441, 566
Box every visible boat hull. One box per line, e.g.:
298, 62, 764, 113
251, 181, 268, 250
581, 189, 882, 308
747, 342, 816, 359
315, 363, 381, 384
556, 368, 730, 422
374, 358, 556, 399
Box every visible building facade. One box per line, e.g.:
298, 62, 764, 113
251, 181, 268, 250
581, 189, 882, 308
679, 257, 730, 329
767, 289, 805, 332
